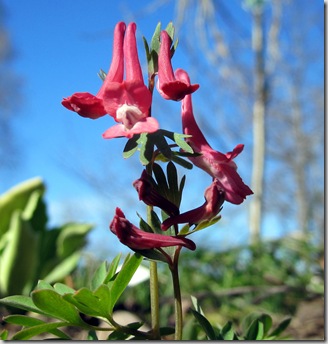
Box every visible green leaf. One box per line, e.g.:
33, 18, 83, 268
35, 280, 54, 290
63, 290, 104, 318
133, 248, 168, 263
150, 22, 162, 54
221, 321, 237, 340
171, 154, 194, 169
149, 210, 162, 234
43, 251, 81, 284
268, 317, 291, 338
190, 295, 216, 340
4, 315, 70, 339
108, 253, 143, 314
53, 282, 75, 295
104, 254, 122, 284
153, 163, 169, 199
123, 135, 140, 159
192, 215, 222, 233
245, 317, 264, 340
91, 261, 108, 291
153, 132, 172, 159
0, 295, 42, 314
87, 330, 98, 340
12, 321, 69, 340
167, 162, 179, 205
70, 285, 112, 318
165, 22, 175, 41
173, 133, 194, 154
56, 223, 93, 258
31, 289, 85, 325
0, 177, 45, 238
191, 309, 216, 340
178, 224, 190, 235
0, 329, 8, 340
138, 133, 154, 165
0, 211, 39, 296
138, 214, 154, 233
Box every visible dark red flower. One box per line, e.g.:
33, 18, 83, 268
110, 208, 196, 251
133, 170, 179, 216
161, 179, 225, 230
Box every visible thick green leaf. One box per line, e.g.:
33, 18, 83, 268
31, 289, 84, 325
0, 211, 39, 296
43, 251, 81, 284
56, 223, 93, 258
0, 177, 45, 238
0, 295, 42, 314
21, 189, 47, 234
12, 321, 69, 340
4, 315, 70, 339
108, 253, 143, 313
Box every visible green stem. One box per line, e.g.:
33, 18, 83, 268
150, 260, 160, 339
171, 249, 183, 340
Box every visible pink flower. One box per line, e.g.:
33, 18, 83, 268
62, 22, 159, 139
110, 208, 196, 251
133, 170, 179, 216
176, 69, 253, 205
161, 179, 225, 230
157, 31, 199, 101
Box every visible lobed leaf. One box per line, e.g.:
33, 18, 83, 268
12, 321, 69, 340
4, 315, 70, 339
31, 289, 85, 325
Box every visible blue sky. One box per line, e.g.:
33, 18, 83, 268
1, 0, 323, 258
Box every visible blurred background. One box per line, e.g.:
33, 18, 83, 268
0, 0, 324, 340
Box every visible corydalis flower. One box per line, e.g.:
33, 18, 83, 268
133, 170, 179, 217
110, 208, 196, 251
161, 179, 225, 230
176, 69, 253, 205
62, 22, 158, 139
157, 31, 199, 101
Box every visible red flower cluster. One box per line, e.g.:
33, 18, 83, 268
62, 21, 253, 253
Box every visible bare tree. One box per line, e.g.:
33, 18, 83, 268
0, 0, 22, 169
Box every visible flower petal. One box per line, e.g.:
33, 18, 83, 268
102, 117, 159, 139
61, 92, 106, 119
